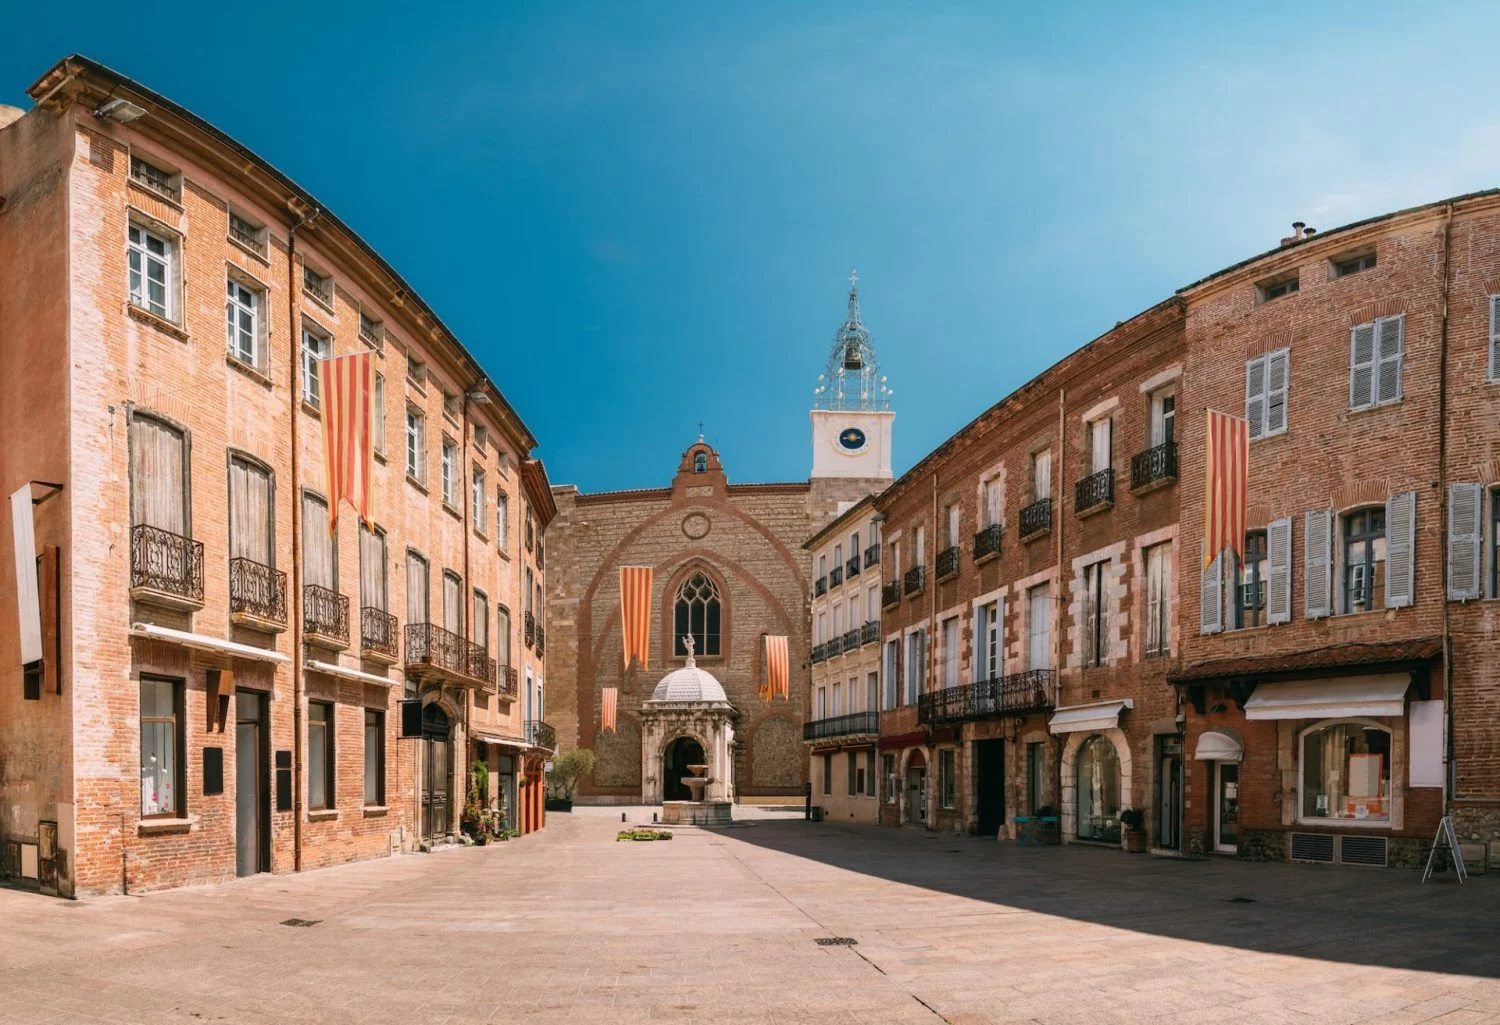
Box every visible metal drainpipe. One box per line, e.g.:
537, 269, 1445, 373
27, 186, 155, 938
1437, 202, 1454, 809
1054, 386, 1067, 814
459, 373, 479, 812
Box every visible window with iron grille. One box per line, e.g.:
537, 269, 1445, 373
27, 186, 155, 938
364, 709, 385, 806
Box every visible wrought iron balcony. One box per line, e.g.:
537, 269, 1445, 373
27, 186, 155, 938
130, 524, 204, 608
526, 719, 557, 751
496, 664, 518, 698
466, 644, 496, 688
811, 643, 827, 664
973, 523, 1003, 562
842, 628, 860, 652
846, 556, 861, 579
229, 221, 266, 257
405, 622, 493, 690
360, 606, 398, 661
303, 584, 349, 647
1019, 497, 1052, 539
814, 576, 828, 597
803, 711, 880, 742
882, 581, 901, 608
904, 565, 926, 597
864, 544, 880, 569
229, 557, 286, 629
829, 565, 844, 587
1075, 468, 1115, 514
1130, 440, 1178, 492
827, 635, 844, 657
936, 546, 960, 581
524, 611, 536, 648
917, 669, 1059, 726
535, 624, 546, 657
861, 621, 880, 646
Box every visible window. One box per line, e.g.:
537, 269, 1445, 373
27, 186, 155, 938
1343, 508, 1386, 613
847, 751, 858, 796
442, 389, 461, 423
406, 550, 429, 625
129, 154, 178, 201
301, 327, 329, 407
818, 554, 827, 582
1027, 583, 1051, 671
405, 406, 425, 482
815, 686, 826, 719
303, 265, 332, 305
1032, 450, 1052, 501
831, 681, 842, 716
1493, 489, 1500, 598
363, 709, 385, 806
833, 543, 843, 573
1258, 273, 1299, 302
372, 373, 386, 457
473, 590, 489, 652
1489, 295, 1500, 383
940, 617, 959, 689
139, 677, 182, 817
1081, 561, 1107, 667
866, 672, 879, 716
1027, 741, 1045, 813
882, 640, 899, 709
914, 525, 926, 566
441, 438, 458, 506
442, 570, 464, 635
309, 702, 334, 810
228, 210, 266, 256
359, 310, 384, 347
525, 505, 535, 551
693, 451, 708, 473
1089, 418, 1112, 474
1149, 391, 1175, 447
974, 600, 1001, 680
882, 753, 897, 803
673, 571, 722, 656
943, 501, 960, 549
1333, 252, 1376, 278
866, 586, 878, 622
903, 629, 925, 704
1077, 735, 1121, 842
496, 489, 510, 550
832, 603, 843, 641
473, 425, 488, 453
301, 492, 335, 592
1144, 543, 1171, 654
128, 414, 188, 534
472, 468, 487, 528
1299, 721, 1391, 823
865, 750, 876, 800
498, 605, 512, 666
1232, 531, 1268, 628
983, 477, 1002, 528
407, 353, 427, 388
127, 222, 174, 320
822, 753, 832, 796
1245, 348, 1289, 440
228, 455, 273, 567
359, 524, 387, 612
938, 749, 956, 809
1350, 315, 1404, 410
225, 277, 261, 366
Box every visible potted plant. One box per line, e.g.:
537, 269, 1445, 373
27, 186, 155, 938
1120, 807, 1147, 853
545, 748, 596, 812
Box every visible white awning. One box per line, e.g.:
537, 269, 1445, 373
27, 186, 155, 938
304, 658, 397, 687
472, 730, 528, 749
1048, 699, 1133, 735
1244, 674, 1410, 720
1194, 728, 1243, 762
130, 622, 288, 663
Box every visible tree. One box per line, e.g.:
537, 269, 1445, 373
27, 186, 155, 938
546, 748, 597, 800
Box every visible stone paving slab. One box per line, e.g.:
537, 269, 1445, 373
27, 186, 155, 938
1, 813, 1498, 1024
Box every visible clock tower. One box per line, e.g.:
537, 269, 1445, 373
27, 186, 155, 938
811, 271, 894, 480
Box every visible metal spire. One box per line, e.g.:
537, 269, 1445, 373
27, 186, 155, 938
814, 271, 888, 412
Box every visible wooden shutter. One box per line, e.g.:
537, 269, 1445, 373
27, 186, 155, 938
302, 493, 333, 589
1199, 541, 1223, 635
373, 373, 386, 455
497, 606, 511, 664
473, 592, 488, 650
442, 572, 462, 634
1448, 483, 1484, 600
129, 415, 186, 533
405, 552, 427, 624
1384, 491, 1417, 608
1304, 509, 1332, 618
1091, 419, 1112, 473
1266, 516, 1293, 624
229, 458, 271, 564
359, 526, 386, 611
1376, 315, 1404, 404
1490, 296, 1500, 382
1244, 355, 1267, 439
1349, 323, 1376, 409
1265, 348, 1289, 435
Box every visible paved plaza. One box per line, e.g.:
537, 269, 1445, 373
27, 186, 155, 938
3, 810, 1499, 1025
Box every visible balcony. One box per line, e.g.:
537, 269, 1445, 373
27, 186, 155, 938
526, 719, 557, 751
829, 565, 844, 587
535, 624, 546, 657
1130, 440, 1178, 493
864, 544, 880, 569
814, 576, 828, 597
524, 611, 536, 649
917, 669, 1059, 726
973, 523, 1003, 563
827, 635, 844, 657
904, 565, 926, 597
360, 606, 398, 662
130, 524, 204, 610
936, 546, 960, 582
860, 620, 880, 646
811, 643, 827, 664
842, 628, 860, 652
229, 221, 266, 258
803, 710, 880, 743
405, 622, 494, 691
496, 663, 518, 699
536, 543, 545, 571
1075, 468, 1114, 515
1019, 497, 1052, 541
846, 555, 860, 579
229, 557, 286, 631
466, 644, 496, 688
302, 584, 349, 649
881, 581, 901, 609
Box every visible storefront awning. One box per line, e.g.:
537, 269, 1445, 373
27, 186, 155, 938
304, 658, 397, 687
1193, 728, 1243, 762
1243, 674, 1409, 720
130, 622, 289, 663
472, 730, 529, 749
1048, 699, 1133, 735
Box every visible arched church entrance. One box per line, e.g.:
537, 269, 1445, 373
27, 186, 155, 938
420, 703, 452, 838
662, 736, 707, 802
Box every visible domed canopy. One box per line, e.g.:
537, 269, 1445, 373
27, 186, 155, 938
650, 638, 729, 703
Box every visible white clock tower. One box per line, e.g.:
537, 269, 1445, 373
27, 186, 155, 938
811, 271, 894, 480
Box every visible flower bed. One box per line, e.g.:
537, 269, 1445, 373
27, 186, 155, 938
616, 828, 674, 842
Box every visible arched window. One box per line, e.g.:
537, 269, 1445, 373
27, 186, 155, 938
1076, 735, 1120, 843
674, 571, 722, 656
693, 451, 708, 474
1299, 720, 1390, 823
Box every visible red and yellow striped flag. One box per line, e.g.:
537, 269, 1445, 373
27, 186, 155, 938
762, 634, 789, 701
600, 687, 618, 733
619, 566, 653, 670
1204, 409, 1249, 569
316, 352, 377, 532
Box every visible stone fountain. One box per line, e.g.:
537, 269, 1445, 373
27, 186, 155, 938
648, 636, 735, 827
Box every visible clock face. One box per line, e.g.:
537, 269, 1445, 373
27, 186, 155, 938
838, 427, 867, 452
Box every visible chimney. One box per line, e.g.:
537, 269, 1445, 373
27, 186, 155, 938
1280, 221, 1308, 247
1303, 226, 1317, 237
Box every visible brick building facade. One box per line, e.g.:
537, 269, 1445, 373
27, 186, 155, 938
0, 56, 553, 897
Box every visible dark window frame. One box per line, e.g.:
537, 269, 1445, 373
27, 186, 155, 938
309, 700, 336, 810
1342, 507, 1386, 614
1233, 530, 1269, 629
364, 708, 385, 807
673, 570, 723, 657
139, 675, 185, 819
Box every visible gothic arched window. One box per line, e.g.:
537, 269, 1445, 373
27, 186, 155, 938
674, 571, 722, 656
693, 451, 708, 474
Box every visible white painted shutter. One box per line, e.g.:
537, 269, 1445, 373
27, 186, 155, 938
1199, 541, 1223, 635
1304, 509, 1333, 619
1266, 516, 1293, 624
1385, 491, 1416, 608
1448, 483, 1484, 600
1034, 451, 1052, 501
1349, 323, 1376, 409
1091, 418, 1111, 474
1376, 315, 1404, 404
1489, 296, 1500, 382
1265, 348, 1289, 435
1244, 355, 1267, 439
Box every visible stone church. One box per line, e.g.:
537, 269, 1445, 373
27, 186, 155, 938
546, 280, 893, 802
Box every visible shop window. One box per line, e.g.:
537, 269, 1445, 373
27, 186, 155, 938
938, 748, 957, 809
1076, 735, 1120, 842
822, 753, 832, 796
882, 753, 897, 803
1299, 721, 1390, 823
140, 677, 183, 817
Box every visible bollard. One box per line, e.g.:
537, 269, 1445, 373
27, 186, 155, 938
621, 812, 626, 823
653, 812, 658, 823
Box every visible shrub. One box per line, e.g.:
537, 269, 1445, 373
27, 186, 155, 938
546, 748, 597, 800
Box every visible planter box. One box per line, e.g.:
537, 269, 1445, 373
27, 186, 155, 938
545, 798, 573, 812
1014, 816, 1061, 847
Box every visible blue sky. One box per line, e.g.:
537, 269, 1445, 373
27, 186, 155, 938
7, 4, 1499, 492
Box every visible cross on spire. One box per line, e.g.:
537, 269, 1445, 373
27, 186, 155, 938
697, 421, 704, 441
849, 268, 858, 289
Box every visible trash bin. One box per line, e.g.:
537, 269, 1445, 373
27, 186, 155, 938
809, 806, 823, 823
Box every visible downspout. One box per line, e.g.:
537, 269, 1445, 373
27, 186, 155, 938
460, 373, 477, 820
929, 468, 939, 829
1053, 386, 1067, 815
1437, 202, 1454, 810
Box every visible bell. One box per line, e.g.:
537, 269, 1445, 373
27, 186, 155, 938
842, 343, 863, 370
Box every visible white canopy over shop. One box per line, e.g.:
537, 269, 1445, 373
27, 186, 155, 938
1048, 699, 1133, 735
1243, 674, 1409, 720
1193, 727, 1243, 762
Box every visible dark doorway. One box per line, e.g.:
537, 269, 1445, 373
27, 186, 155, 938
234, 690, 268, 877
974, 739, 1005, 838
421, 703, 452, 838
662, 736, 706, 802
1156, 735, 1183, 851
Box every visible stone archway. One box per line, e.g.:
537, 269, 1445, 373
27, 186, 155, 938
900, 747, 930, 826
1059, 729, 1132, 845
662, 735, 708, 801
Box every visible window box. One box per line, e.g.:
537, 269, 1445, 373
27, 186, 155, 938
126, 301, 190, 341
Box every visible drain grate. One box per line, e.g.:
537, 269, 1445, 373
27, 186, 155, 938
814, 936, 858, 946
1227, 897, 1256, 904
279, 918, 321, 927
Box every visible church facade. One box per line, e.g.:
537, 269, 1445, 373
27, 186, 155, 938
546, 283, 893, 803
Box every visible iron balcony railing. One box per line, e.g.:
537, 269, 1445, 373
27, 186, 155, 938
864, 544, 881, 569
861, 620, 880, 646
811, 643, 827, 664
405, 622, 469, 677
829, 565, 843, 587
827, 635, 844, 657
904, 565, 926, 597
973, 523, 1003, 561
814, 576, 828, 597
1131, 440, 1178, 491
229, 221, 266, 257
303, 275, 333, 305
526, 720, 557, 751
467, 644, 496, 687
130, 524, 204, 604
882, 581, 901, 608
842, 628, 860, 651
846, 556, 861, 579
229, 557, 286, 626
361, 606, 398, 659
535, 624, 546, 657
1075, 468, 1115, 512
802, 711, 880, 742
936, 546, 960, 580
129, 158, 179, 202
1019, 497, 1052, 538
304, 584, 349, 644
917, 669, 1059, 726
524, 611, 536, 648
496, 664, 519, 697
